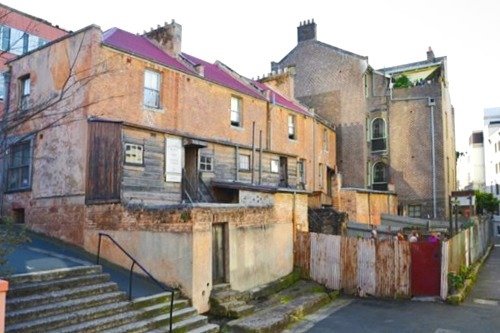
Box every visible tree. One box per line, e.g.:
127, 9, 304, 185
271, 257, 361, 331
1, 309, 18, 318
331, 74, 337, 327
475, 190, 500, 215
393, 74, 413, 89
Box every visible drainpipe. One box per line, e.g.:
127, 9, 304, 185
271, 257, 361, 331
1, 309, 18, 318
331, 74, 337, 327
431, 104, 437, 219
251, 121, 256, 184
235, 146, 239, 182
259, 130, 262, 184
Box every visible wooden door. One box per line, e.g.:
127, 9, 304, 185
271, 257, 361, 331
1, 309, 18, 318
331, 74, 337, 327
212, 223, 227, 284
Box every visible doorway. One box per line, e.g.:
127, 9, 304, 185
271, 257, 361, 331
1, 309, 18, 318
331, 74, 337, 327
279, 156, 288, 187
212, 223, 227, 284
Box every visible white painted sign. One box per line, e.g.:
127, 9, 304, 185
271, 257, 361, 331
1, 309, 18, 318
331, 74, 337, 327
165, 137, 183, 182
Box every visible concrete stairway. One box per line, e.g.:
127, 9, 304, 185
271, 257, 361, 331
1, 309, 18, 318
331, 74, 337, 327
5, 265, 219, 333
209, 284, 254, 319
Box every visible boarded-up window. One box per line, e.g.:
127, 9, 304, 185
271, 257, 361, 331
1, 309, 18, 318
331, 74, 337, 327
86, 121, 122, 203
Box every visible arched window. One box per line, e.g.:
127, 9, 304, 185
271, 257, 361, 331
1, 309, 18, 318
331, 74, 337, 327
371, 118, 387, 152
373, 162, 388, 191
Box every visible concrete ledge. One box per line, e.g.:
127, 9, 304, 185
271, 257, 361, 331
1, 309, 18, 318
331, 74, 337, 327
225, 293, 331, 332
446, 244, 494, 305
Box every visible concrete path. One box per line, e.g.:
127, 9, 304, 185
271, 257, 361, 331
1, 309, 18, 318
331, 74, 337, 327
466, 244, 500, 306
5, 231, 166, 298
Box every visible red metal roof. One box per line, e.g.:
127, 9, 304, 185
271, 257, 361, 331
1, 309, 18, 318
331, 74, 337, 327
102, 28, 308, 115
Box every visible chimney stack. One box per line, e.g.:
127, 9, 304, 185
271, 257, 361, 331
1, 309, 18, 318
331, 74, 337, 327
145, 19, 182, 55
297, 19, 316, 43
427, 46, 435, 61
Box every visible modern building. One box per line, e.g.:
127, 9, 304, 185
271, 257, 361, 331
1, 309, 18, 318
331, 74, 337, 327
458, 131, 485, 190
1, 21, 336, 311
271, 20, 456, 219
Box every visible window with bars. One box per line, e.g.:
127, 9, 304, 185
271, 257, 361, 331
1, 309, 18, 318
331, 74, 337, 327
7, 140, 32, 191
144, 69, 161, 108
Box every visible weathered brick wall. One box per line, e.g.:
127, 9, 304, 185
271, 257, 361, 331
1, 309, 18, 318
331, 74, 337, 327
275, 41, 368, 187
390, 83, 451, 219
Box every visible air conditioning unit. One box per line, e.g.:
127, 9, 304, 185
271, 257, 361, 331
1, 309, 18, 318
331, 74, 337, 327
428, 97, 436, 106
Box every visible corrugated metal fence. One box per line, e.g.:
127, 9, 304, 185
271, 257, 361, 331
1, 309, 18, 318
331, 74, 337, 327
296, 232, 410, 298
297, 217, 492, 299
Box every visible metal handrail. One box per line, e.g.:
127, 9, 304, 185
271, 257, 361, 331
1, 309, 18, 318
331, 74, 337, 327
96, 232, 174, 333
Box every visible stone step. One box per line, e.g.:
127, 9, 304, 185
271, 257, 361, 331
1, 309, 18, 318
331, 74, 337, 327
5, 266, 102, 285
104, 306, 203, 333
211, 289, 248, 304
6, 281, 119, 312
7, 291, 126, 325
147, 315, 210, 333
227, 303, 254, 319
5, 300, 132, 333
137, 300, 191, 319
51, 309, 141, 333
212, 283, 231, 292
7, 273, 111, 298
187, 323, 220, 333
226, 293, 331, 333
132, 291, 180, 309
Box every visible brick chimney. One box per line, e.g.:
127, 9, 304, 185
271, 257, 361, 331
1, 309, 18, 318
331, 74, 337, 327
145, 20, 182, 55
297, 19, 316, 43
427, 46, 435, 61
259, 66, 296, 101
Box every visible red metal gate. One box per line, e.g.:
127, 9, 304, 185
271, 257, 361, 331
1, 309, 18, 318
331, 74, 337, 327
410, 242, 441, 296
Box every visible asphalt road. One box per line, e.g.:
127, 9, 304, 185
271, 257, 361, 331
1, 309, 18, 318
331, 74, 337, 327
290, 245, 500, 333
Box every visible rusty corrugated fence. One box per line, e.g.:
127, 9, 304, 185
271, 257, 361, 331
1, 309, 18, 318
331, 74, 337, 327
296, 231, 411, 298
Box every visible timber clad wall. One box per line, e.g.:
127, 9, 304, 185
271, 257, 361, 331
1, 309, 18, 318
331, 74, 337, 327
122, 128, 181, 205
86, 121, 122, 203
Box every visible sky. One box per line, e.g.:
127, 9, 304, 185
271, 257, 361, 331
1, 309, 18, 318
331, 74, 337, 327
5, 0, 500, 152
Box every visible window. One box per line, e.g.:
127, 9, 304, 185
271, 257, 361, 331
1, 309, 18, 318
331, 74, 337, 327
144, 69, 161, 108
124, 143, 143, 165
323, 129, 328, 151
7, 140, 32, 191
0, 73, 5, 100
230, 96, 242, 127
270, 159, 279, 173
19, 75, 30, 111
199, 154, 214, 171
408, 205, 422, 218
297, 160, 306, 188
239, 154, 250, 171
9, 27, 25, 55
371, 118, 387, 152
372, 162, 388, 191
288, 114, 296, 140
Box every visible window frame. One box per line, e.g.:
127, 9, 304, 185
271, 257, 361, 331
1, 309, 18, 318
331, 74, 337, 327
199, 154, 214, 172
143, 69, 161, 109
238, 154, 250, 171
372, 161, 388, 191
371, 118, 387, 152
288, 114, 297, 140
297, 160, 306, 188
19, 75, 30, 111
124, 143, 144, 166
230, 96, 242, 127
408, 204, 422, 218
6, 139, 33, 192
323, 128, 328, 151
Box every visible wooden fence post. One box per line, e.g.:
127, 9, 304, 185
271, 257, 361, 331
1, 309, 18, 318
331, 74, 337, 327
0, 280, 8, 333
